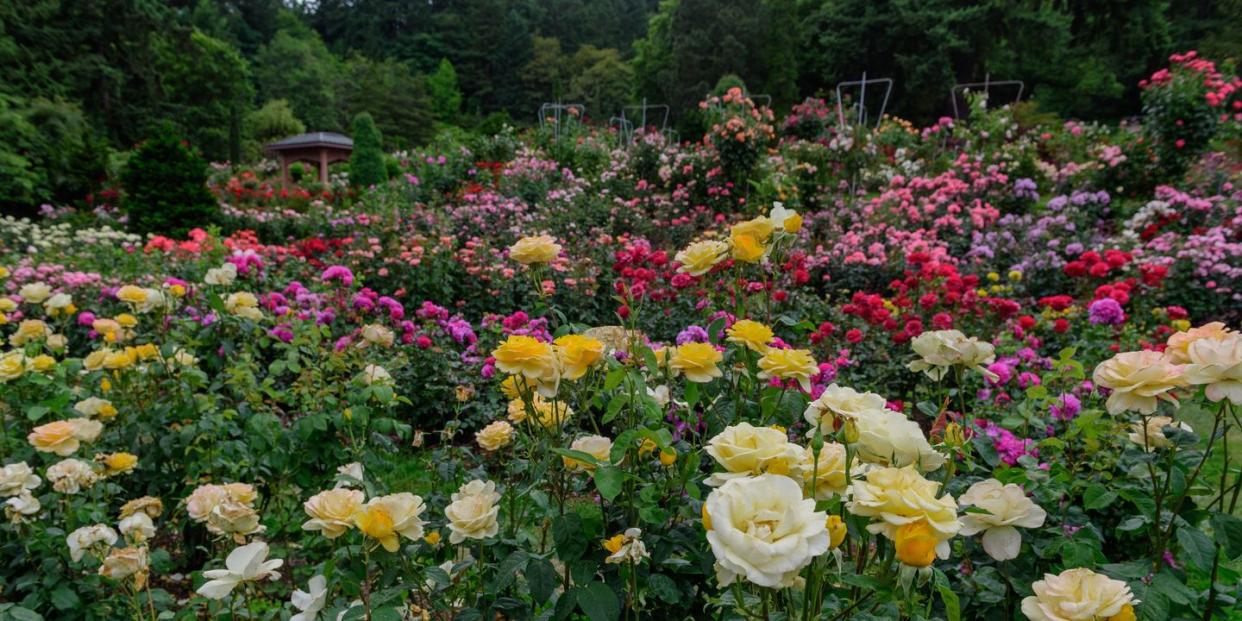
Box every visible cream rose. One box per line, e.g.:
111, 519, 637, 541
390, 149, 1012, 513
907, 330, 998, 381
564, 435, 613, 471
1093, 350, 1185, 415
67, 524, 118, 562
207, 502, 265, 542
99, 546, 149, 587
119, 512, 157, 544
1129, 416, 1192, 451
674, 240, 730, 276
704, 473, 829, 588
1181, 333, 1242, 404
958, 479, 1047, 561
476, 420, 515, 451
445, 480, 500, 543
704, 423, 804, 486
847, 465, 960, 559
803, 384, 888, 435
18, 282, 51, 304
1021, 568, 1137, 621
1166, 322, 1235, 363
47, 458, 100, 494
796, 443, 850, 499
302, 488, 365, 538
851, 407, 946, 471
5, 492, 41, 523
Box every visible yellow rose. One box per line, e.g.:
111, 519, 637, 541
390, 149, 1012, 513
894, 520, 938, 567
115, 314, 138, 328
445, 480, 500, 544
75, 397, 118, 420
756, 348, 818, 391
674, 240, 730, 276
1092, 350, 1185, 415
669, 342, 723, 383
846, 465, 960, 559
704, 423, 803, 486
563, 435, 613, 471
730, 232, 767, 263
100, 452, 138, 475
704, 473, 829, 588
475, 420, 514, 451
1181, 333, 1242, 404
225, 292, 262, 320
30, 354, 55, 372
115, 285, 149, 306
119, 496, 164, 519
492, 335, 559, 387
726, 320, 773, 353
354, 493, 427, 552
499, 375, 524, 399
1021, 568, 1137, 621
825, 515, 847, 549
10, 319, 50, 346
131, 343, 159, 361
1166, 322, 1236, 363
851, 406, 946, 471
554, 334, 605, 381
508, 235, 562, 265
103, 349, 137, 370
958, 479, 1047, 561
302, 488, 365, 538
0, 351, 28, 381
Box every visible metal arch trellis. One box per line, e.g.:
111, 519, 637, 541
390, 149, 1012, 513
950, 75, 1025, 118
620, 98, 671, 146
538, 103, 586, 141
835, 72, 894, 129
609, 115, 635, 148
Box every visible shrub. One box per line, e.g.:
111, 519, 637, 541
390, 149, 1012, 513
348, 112, 387, 187
121, 124, 218, 236
1140, 51, 1240, 176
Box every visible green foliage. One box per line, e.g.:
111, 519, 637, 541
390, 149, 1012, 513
348, 112, 387, 187
247, 99, 306, 146
156, 29, 254, 162
341, 55, 435, 148
121, 124, 218, 236
566, 46, 633, 120
254, 27, 344, 131
427, 58, 463, 124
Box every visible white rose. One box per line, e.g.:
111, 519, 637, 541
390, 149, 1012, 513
0, 462, 42, 497
1129, 416, 1192, 452
907, 330, 998, 381
704, 473, 829, 588
119, 512, 157, 544
958, 479, 1046, 561
18, 282, 51, 304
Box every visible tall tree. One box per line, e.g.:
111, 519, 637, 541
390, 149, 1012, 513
427, 58, 463, 124
348, 112, 387, 187
253, 26, 344, 131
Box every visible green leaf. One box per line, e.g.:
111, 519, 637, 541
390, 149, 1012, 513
576, 582, 620, 621
49, 586, 79, 611
593, 466, 624, 502
1176, 526, 1216, 570
933, 569, 960, 621
525, 557, 558, 604
1083, 484, 1118, 510
1210, 513, 1242, 559
647, 573, 680, 603
489, 550, 528, 593
603, 367, 625, 391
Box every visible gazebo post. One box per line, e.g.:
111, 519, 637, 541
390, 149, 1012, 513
319, 148, 329, 184
280, 155, 290, 187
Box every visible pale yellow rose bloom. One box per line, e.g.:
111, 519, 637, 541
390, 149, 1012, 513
302, 488, 365, 538
1181, 333, 1242, 404
846, 465, 960, 559
674, 240, 730, 276
756, 348, 818, 391
1129, 415, 1192, 451
669, 342, 723, 383
554, 334, 605, 381
508, 235, 561, 264
1166, 321, 1236, 363
475, 420, 514, 451
1092, 350, 1185, 415
445, 480, 501, 543
704, 423, 803, 486
1020, 568, 1136, 621
563, 435, 613, 471
958, 479, 1047, 561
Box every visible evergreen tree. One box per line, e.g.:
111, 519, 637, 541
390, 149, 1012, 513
254, 27, 344, 130
427, 58, 463, 123
348, 112, 387, 187
121, 124, 218, 237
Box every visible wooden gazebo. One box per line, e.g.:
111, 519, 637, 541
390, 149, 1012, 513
264, 132, 353, 185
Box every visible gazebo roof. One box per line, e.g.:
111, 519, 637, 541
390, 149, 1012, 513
264, 132, 353, 152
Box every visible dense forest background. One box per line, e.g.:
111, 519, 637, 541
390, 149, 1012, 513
2, 0, 1240, 210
